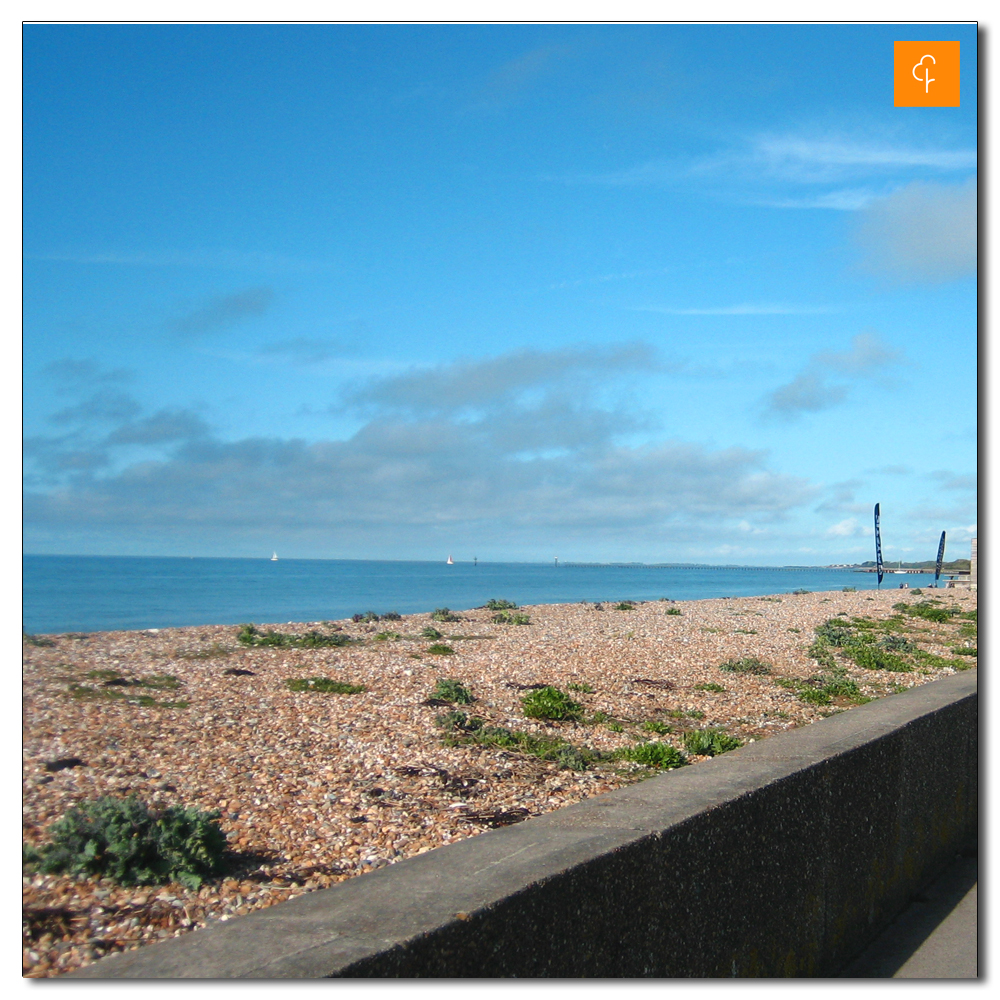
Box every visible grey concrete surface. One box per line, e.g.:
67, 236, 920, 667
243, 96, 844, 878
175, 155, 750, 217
66, 669, 978, 979
838, 846, 978, 978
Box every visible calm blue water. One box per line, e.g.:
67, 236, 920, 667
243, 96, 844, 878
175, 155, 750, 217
22, 555, 939, 635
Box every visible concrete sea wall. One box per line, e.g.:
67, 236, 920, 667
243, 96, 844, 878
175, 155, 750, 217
69, 670, 977, 978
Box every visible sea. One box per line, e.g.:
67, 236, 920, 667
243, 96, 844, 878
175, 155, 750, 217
21, 555, 942, 636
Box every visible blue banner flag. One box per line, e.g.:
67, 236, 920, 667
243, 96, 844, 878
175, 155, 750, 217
874, 504, 884, 588
934, 531, 946, 584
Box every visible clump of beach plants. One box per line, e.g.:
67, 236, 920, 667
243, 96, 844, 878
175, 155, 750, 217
613, 601, 635, 611
374, 631, 403, 641
567, 681, 595, 693
892, 600, 959, 623
175, 643, 233, 659
421, 625, 444, 640
842, 587, 857, 593
665, 606, 682, 616
426, 643, 456, 656
641, 719, 672, 735
352, 611, 381, 623
434, 712, 604, 771
484, 598, 518, 611
951, 646, 977, 657
614, 741, 687, 770
520, 686, 583, 721
492, 610, 531, 625
236, 624, 357, 648
285, 677, 366, 694
430, 608, 462, 622
23, 632, 56, 647
718, 656, 772, 675
791, 589, 811, 595
23, 795, 226, 890
430, 678, 474, 704
693, 682, 726, 693
682, 728, 743, 756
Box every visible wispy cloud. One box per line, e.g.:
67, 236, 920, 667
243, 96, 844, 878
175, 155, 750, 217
170, 288, 274, 338
257, 338, 345, 366
854, 179, 977, 282
559, 130, 975, 212
24, 344, 817, 552
763, 332, 904, 418
635, 303, 836, 316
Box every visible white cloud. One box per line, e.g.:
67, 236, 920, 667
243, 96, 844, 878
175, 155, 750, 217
826, 518, 863, 537
855, 180, 977, 282
763, 332, 903, 419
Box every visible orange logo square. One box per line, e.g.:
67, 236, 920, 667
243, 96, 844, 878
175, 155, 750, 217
894, 41, 960, 107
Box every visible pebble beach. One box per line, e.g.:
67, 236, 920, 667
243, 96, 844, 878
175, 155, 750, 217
22, 586, 977, 977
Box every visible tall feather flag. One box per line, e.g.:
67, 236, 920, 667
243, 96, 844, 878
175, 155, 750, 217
874, 503, 884, 588
934, 531, 946, 585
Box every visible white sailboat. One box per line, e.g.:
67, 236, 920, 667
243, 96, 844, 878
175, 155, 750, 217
271, 551, 279, 562
446, 554, 454, 565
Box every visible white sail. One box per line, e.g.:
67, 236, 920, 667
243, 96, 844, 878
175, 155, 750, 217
271, 552, 279, 561
446, 554, 454, 565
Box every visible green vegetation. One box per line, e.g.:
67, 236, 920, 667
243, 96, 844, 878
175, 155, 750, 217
68, 672, 187, 708
892, 600, 960, 623
567, 681, 595, 693
776, 670, 869, 706
842, 587, 857, 593
844, 644, 913, 673
373, 631, 403, 641
807, 637, 838, 671
426, 644, 456, 656
434, 712, 604, 771
430, 608, 462, 622
641, 719, 672, 735
23, 632, 56, 647
613, 741, 687, 770
734, 629, 757, 635
683, 728, 743, 756
236, 624, 357, 648
492, 611, 532, 625
23, 796, 226, 890
665, 606, 682, 616
791, 589, 811, 595
352, 611, 381, 623
693, 682, 726, 693
484, 598, 518, 610
951, 646, 977, 657
430, 678, 474, 704
520, 686, 583, 721
421, 626, 444, 640
285, 677, 366, 694
719, 656, 772, 675
613, 602, 635, 611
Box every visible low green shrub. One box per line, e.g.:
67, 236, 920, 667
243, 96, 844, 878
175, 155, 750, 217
951, 646, 977, 656
843, 643, 912, 673
682, 728, 743, 756
567, 681, 595, 693
613, 602, 635, 611
25, 796, 226, 889
430, 678, 474, 703
421, 626, 444, 640
492, 611, 531, 625
892, 601, 957, 623
614, 742, 687, 770
430, 608, 462, 622
237, 624, 356, 648
718, 656, 772, 675
842, 586, 857, 593
665, 606, 682, 616
484, 599, 518, 610
373, 631, 403, 641
879, 634, 915, 652
24, 632, 57, 647
426, 644, 456, 656
434, 713, 604, 771
641, 719, 672, 735
693, 682, 726, 692
352, 611, 381, 623
285, 677, 366, 694
791, 589, 811, 595
520, 686, 583, 721
381, 612, 402, 621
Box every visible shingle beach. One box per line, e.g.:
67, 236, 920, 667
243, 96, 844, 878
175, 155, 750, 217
23, 586, 977, 977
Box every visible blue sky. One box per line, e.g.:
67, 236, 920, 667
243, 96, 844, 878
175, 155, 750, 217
22, 22, 978, 564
